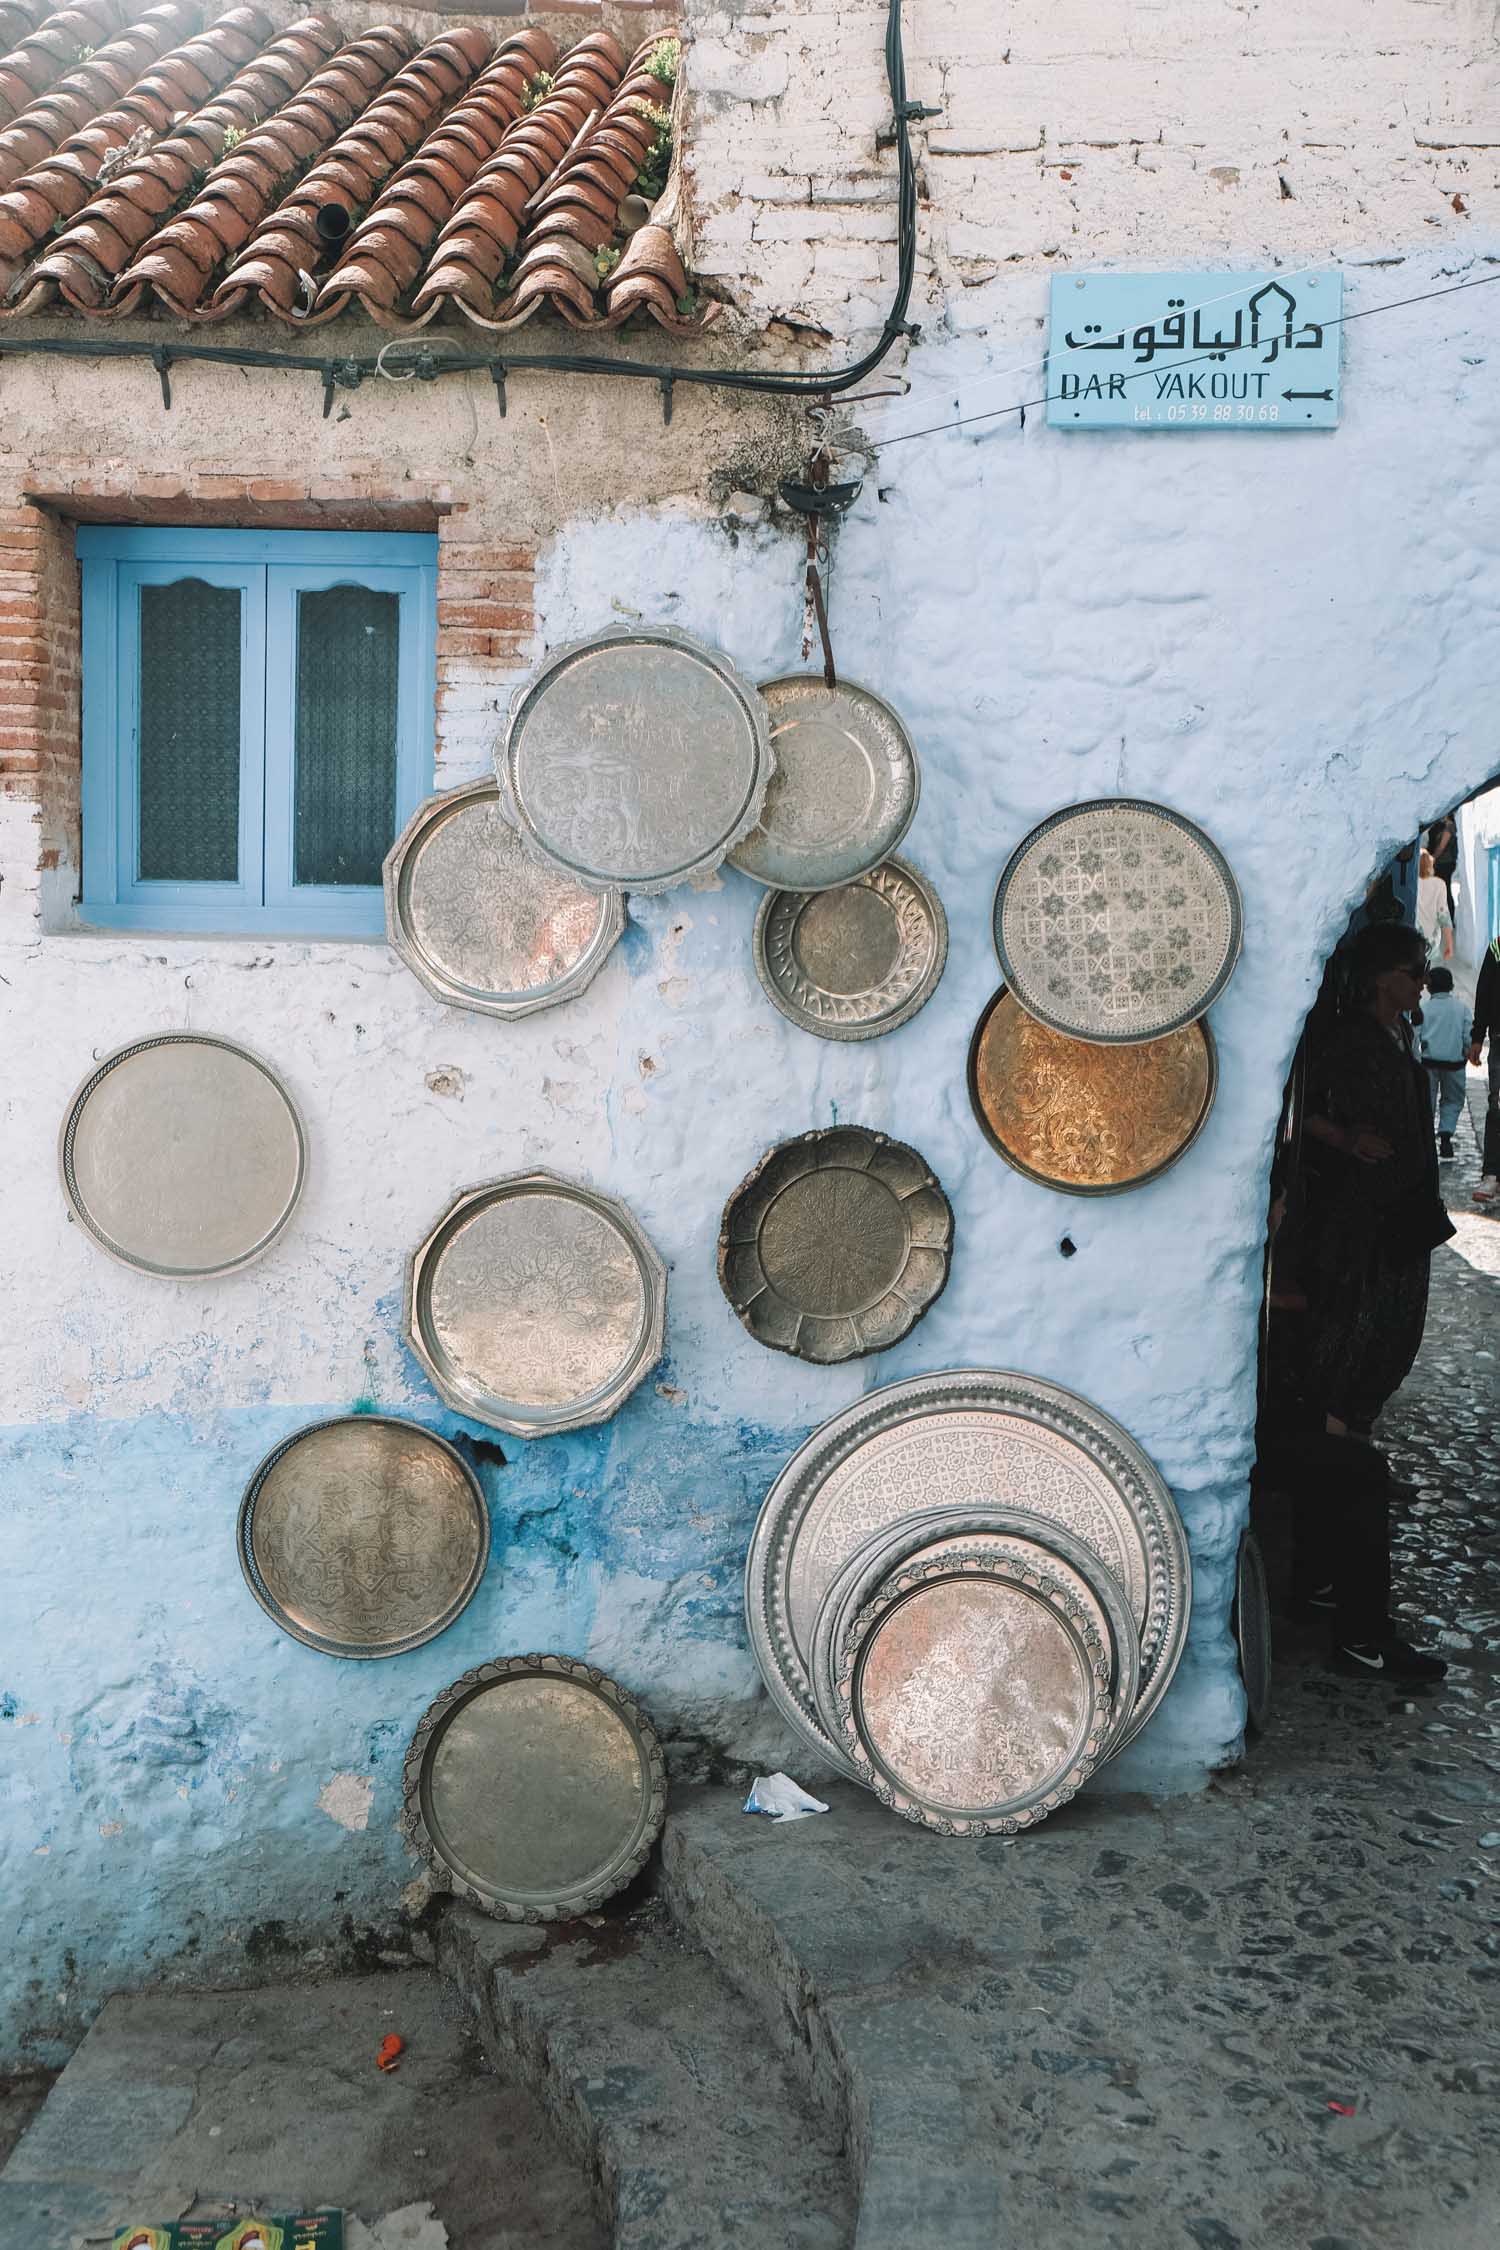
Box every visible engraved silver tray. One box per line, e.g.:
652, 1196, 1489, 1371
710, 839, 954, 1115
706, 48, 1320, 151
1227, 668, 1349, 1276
808, 1505, 1142, 1773
1234, 1527, 1272, 1733
385, 777, 625, 1020
745, 1370, 1190, 1768
238, 1415, 490, 1659
992, 799, 1243, 1044
402, 1653, 667, 1921
832, 1546, 1114, 1834
406, 1171, 667, 1438
60, 1031, 306, 1278
752, 855, 947, 1042
718, 1126, 952, 1364
727, 675, 919, 892
499, 627, 773, 895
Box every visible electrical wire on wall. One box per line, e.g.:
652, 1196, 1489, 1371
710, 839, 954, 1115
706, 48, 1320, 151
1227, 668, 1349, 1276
0, 0, 926, 420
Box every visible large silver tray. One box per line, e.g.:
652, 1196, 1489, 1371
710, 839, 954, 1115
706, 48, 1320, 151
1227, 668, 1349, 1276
745, 1370, 1189, 1767
727, 676, 919, 892
718, 1126, 952, 1364
237, 1415, 490, 1659
59, 1031, 306, 1278
402, 1653, 667, 1921
993, 799, 1243, 1044
384, 777, 625, 1020
808, 1505, 1142, 1772
499, 627, 773, 895
831, 1546, 1114, 1834
752, 855, 947, 1043
406, 1171, 667, 1438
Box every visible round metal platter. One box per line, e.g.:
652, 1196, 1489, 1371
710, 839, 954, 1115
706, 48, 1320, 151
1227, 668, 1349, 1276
402, 1654, 667, 1921
718, 1126, 952, 1364
59, 1032, 306, 1278
992, 798, 1243, 1044
1234, 1527, 1273, 1734
968, 985, 1217, 1196
809, 1505, 1142, 1771
831, 1548, 1114, 1834
237, 1416, 490, 1659
384, 777, 625, 1020
744, 1369, 1189, 1768
752, 855, 948, 1042
405, 1171, 667, 1438
499, 627, 773, 895
727, 675, 919, 892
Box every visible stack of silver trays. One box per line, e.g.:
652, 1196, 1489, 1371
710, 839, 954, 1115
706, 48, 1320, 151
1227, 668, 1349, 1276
745, 1370, 1191, 1835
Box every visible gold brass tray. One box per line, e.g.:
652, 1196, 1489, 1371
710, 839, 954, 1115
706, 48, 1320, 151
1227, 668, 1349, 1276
968, 985, 1217, 1195
402, 1653, 667, 1921
237, 1416, 490, 1659
718, 1126, 952, 1363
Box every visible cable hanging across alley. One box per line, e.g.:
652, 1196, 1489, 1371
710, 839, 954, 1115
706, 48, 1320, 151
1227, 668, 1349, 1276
869, 264, 1500, 451
0, 1, 923, 418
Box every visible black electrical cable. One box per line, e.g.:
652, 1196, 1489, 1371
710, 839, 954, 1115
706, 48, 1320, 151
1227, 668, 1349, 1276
871, 264, 1500, 449
0, 0, 921, 410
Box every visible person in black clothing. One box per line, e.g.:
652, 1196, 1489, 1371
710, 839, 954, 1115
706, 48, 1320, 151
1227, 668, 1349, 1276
1470, 934, 1500, 1204
1292, 921, 1455, 1679
1427, 812, 1459, 922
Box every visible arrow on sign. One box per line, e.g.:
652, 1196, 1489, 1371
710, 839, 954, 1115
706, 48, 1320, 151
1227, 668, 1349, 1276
1283, 388, 1333, 402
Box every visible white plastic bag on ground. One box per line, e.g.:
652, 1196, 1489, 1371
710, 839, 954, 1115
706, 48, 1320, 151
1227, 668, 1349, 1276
743, 1772, 830, 1822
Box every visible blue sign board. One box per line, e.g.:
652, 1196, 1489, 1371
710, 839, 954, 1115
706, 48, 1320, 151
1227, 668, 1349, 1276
1046, 270, 1342, 430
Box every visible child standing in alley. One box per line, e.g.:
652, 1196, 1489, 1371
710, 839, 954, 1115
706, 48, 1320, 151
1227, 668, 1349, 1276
1418, 965, 1471, 1161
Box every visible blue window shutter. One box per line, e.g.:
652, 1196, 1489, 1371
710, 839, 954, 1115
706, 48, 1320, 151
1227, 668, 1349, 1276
77, 526, 436, 937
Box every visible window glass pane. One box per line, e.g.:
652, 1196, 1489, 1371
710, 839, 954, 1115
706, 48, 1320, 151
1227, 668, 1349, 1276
293, 583, 400, 887
138, 578, 241, 882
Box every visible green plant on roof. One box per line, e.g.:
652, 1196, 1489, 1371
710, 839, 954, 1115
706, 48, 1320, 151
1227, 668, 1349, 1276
632, 103, 674, 203
523, 68, 554, 112
595, 243, 622, 280
74, 43, 93, 61
221, 124, 244, 151
645, 36, 680, 86
675, 287, 699, 319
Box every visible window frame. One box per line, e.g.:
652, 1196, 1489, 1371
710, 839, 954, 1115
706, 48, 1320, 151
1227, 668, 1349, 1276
79, 525, 437, 938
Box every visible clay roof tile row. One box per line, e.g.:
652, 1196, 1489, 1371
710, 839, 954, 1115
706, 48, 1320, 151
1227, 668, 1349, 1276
0, 2, 712, 336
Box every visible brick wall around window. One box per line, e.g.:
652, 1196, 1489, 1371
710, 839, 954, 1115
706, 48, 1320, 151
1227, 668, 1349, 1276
0, 469, 537, 931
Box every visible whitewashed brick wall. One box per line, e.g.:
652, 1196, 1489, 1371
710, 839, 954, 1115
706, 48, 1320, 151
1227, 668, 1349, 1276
685, 0, 1498, 341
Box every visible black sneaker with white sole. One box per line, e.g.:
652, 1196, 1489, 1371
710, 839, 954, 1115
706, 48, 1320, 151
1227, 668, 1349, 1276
1330, 1634, 1448, 1681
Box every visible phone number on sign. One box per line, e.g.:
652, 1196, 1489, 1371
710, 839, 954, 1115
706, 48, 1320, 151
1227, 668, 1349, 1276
1134, 403, 1284, 422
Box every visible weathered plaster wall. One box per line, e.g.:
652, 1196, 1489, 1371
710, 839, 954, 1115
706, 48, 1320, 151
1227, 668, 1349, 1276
688, 0, 1494, 341
3, 0, 1500, 2066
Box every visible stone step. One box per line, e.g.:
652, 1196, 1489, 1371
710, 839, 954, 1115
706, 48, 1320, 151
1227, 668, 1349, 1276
0, 1968, 605, 2250
657, 1785, 1009, 2250
435, 1896, 855, 2250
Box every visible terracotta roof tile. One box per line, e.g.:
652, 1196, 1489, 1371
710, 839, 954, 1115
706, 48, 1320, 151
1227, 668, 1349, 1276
0, 4, 712, 335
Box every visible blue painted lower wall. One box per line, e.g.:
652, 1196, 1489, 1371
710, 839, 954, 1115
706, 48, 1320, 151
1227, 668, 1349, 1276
0, 1394, 791, 2064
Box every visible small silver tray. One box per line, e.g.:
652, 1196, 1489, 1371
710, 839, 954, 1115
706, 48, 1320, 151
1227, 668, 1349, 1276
500, 627, 773, 895
1234, 1527, 1272, 1733
60, 1032, 306, 1278
719, 1126, 952, 1364
238, 1415, 490, 1659
406, 1170, 667, 1438
832, 1546, 1113, 1834
993, 798, 1243, 1044
727, 675, 919, 892
385, 778, 625, 1019
809, 1505, 1142, 1771
402, 1653, 667, 1921
752, 855, 947, 1042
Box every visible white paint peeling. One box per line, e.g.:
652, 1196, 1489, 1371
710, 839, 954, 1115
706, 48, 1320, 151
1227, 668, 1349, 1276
317, 1773, 375, 1834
